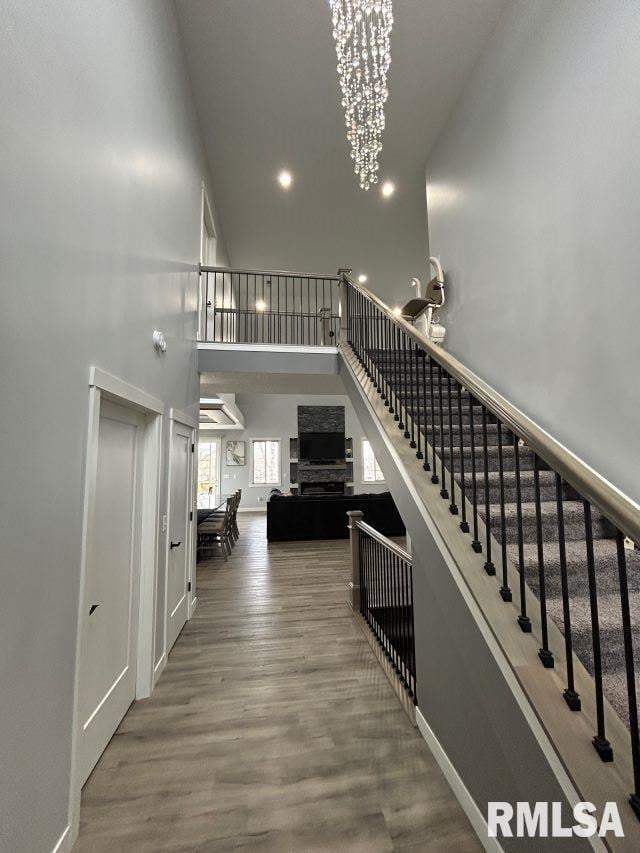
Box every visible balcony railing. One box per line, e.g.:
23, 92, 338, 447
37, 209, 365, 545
199, 266, 341, 346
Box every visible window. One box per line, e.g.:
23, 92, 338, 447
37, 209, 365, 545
198, 439, 220, 508
252, 439, 280, 485
362, 439, 385, 483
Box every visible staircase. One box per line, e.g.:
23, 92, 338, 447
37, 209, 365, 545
371, 349, 640, 731
198, 265, 640, 848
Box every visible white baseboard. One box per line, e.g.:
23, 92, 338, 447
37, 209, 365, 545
51, 824, 71, 853
238, 506, 267, 513
153, 654, 166, 685
415, 707, 504, 853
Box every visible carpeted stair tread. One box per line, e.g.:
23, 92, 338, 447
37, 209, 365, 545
363, 344, 639, 733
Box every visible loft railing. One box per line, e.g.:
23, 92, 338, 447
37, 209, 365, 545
340, 270, 640, 820
199, 266, 341, 346
347, 511, 416, 702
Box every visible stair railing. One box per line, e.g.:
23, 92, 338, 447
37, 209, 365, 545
339, 270, 640, 820
347, 510, 416, 702
199, 266, 340, 345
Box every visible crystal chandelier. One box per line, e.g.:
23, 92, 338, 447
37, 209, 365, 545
330, 0, 393, 190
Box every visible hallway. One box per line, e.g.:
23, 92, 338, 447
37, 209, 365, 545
74, 514, 480, 852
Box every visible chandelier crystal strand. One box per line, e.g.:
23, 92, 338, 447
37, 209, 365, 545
330, 0, 393, 190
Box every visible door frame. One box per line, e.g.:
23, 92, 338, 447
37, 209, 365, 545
164, 408, 197, 653
68, 367, 163, 844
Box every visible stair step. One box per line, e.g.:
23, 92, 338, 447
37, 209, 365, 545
440, 443, 536, 471
512, 539, 640, 596
457, 469, 561, 503
486, 500, 614, 544
420, 422, 507, 447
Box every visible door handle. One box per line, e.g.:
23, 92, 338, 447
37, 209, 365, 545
170, 540, 182, 549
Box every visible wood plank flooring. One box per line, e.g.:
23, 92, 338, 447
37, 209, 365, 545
73, 513, 481, 852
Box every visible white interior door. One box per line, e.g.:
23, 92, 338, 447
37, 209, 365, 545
77, 399, 144, 786
167, 421, 193, 653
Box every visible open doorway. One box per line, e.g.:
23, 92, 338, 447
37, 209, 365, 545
197, 436, 221, 510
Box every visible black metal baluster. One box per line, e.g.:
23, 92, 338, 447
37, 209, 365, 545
481, 407, 495, 574
398, 333, 406, 433
398, 554, 407, 687
447, 375, 458, 515
392, 550, 400, 676
533, 454, 553, 666
408, 558, 417, 702
385, 543, 392, 662
376, 309, 383, 395
513, 436, 531, 631
408, 341, 416, 448
393, 324, 401, 421
555, 474, 580, 709
584, 500, 613, 762
415, 346, 423, 460
358, 528, 365, 617
615, 532, 640, 816
497, 423, 511, 601
469, 395, 480, 550
420, 352, 430, 471
438, 365, 448, 499
457, 384, 468, 532
382, 317, 391, 407
429, 358, 438, 482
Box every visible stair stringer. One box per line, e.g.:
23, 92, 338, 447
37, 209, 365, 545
339, 344, 628, 853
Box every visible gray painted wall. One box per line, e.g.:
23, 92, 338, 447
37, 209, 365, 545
207, 394, 389, 509
0, 3, 225, 851
426, 0, 640, 503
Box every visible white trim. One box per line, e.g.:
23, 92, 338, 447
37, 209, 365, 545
198, 341, 339, 355
416, 708, 504, 853
69, 372, 163, 846
153, 654, 166, 686
237, 506, 267, 513
164, 411, 196, 656
89, 367, 164, 414
51, 824, 71, 853
169, 406, 197, 430
136, 414, 162, 699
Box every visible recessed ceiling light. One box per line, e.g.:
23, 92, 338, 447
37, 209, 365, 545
358, 274, 367, 284
278, 170, 293, 189
381, 181, 395, 198
255, 299, 267, 312
392, 306, 402, 316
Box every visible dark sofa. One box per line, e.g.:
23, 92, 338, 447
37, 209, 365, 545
266, 491, 405, 542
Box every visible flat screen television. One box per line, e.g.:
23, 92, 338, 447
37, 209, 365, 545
299, 431, 345, 461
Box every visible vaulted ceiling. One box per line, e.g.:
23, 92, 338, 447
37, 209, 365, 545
176, 0, 507, 304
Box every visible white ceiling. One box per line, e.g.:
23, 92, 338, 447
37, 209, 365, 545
176, 0, 507, 304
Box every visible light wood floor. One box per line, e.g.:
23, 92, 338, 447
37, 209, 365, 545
74, 513, 481, 852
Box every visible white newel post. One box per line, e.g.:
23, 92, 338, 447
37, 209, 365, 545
347, 509, 364, 611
